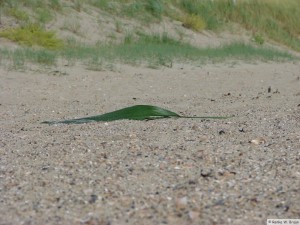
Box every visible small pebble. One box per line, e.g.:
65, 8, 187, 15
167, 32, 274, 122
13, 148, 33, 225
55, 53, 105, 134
176, 197, 188, 210
89, 195, 98, 204
219, 130, 225, 135
251, 137, 266, 145
188, 211, 200, 221
201, 168, 213, 178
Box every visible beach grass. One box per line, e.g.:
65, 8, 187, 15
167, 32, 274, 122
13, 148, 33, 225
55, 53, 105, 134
0, 0, 299, 51
0, 33, 294, 70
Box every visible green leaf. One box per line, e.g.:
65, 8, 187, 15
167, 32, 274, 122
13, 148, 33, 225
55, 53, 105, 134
42, 105, 231, 125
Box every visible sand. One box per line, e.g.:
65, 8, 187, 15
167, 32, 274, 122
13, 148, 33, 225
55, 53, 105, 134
0, 61, 300, 225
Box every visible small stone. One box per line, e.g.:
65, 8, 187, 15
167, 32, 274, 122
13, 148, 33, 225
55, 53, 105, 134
41, 166, 49, 171
219, 130, 225, 135
200, 168, 213, 178
251, 137, 266, 145
188, 211, 200, 220
191, 125, 199, 131
176, 197, 188, 210
239, 128, 245, 132
89, 195, 98, 204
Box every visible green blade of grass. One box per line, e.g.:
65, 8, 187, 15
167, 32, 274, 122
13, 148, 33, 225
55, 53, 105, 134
42, 105, 231, 124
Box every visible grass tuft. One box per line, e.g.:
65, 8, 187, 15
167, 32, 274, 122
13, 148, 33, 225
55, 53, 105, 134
49, 0, 61, 11
8, 8, 29, 22
35, 7, 53, 25
89, 0, 112, 11
182, 14, 206, 32
0, 23, 64, 50
180, 0, 221, 30
146, 0, 164, 18
252, 34, 265, 45
0, 47, 57, 69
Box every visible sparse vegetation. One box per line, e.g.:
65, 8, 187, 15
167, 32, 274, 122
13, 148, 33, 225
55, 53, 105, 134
0, 47, 57, 69
73, 0, 83, 12
115, 20, 123, 33
0, 0, 298, 70
89, 0, 110, 11
252, 34, 265, 46
0, 0, 299, 49
0, 33, 294, 70
49, 0, 61, 11
0, 24, 64, 50
182, 14, 206, 32
178, 0, 300, 51
35, 7, 53, 25
146, 0, 164, 18
62, 18, 82, 36
178, 0, 221, 30
8, 8, 29, 23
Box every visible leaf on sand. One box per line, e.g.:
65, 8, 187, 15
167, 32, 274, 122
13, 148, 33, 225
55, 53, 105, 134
42, 105, 231, 125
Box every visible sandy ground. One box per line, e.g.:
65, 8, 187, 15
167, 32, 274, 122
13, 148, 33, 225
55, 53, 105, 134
0, 61, 300, 225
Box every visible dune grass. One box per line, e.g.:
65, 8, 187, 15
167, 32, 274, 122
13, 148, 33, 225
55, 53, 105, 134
0, 24, 64, 50
178, 0, 300, 51
0, 0, 299, 51
182, 14, 206, 32
89, 0, 165, 21
99, 34, 293, 65
0, 1, 297, 70
85, 0, 300, 51
0, 48, 56, 70
0, 34, 294, 70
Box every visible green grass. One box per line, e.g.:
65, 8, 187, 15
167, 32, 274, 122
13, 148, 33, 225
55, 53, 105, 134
88, 0, 165, 23
1, 0, 57, 24
35, 7, 53, 25
182, 14, 206, 32
74, 0, 300, 50
107, 35, 294, 65
146, 0, 164, 18
0, 34, 294, 70
178, 0, 221, 30
0, 47, 56, 69
0, 24, 64, 50
73, 0, 84, 12
7, 8, 29, 22
0, 0, 299, 51
88, 0, 110, 10
0, 0, 298, 70
49, 0, 61, 11
177, 0, 300, 51
62, 18, 82, 35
